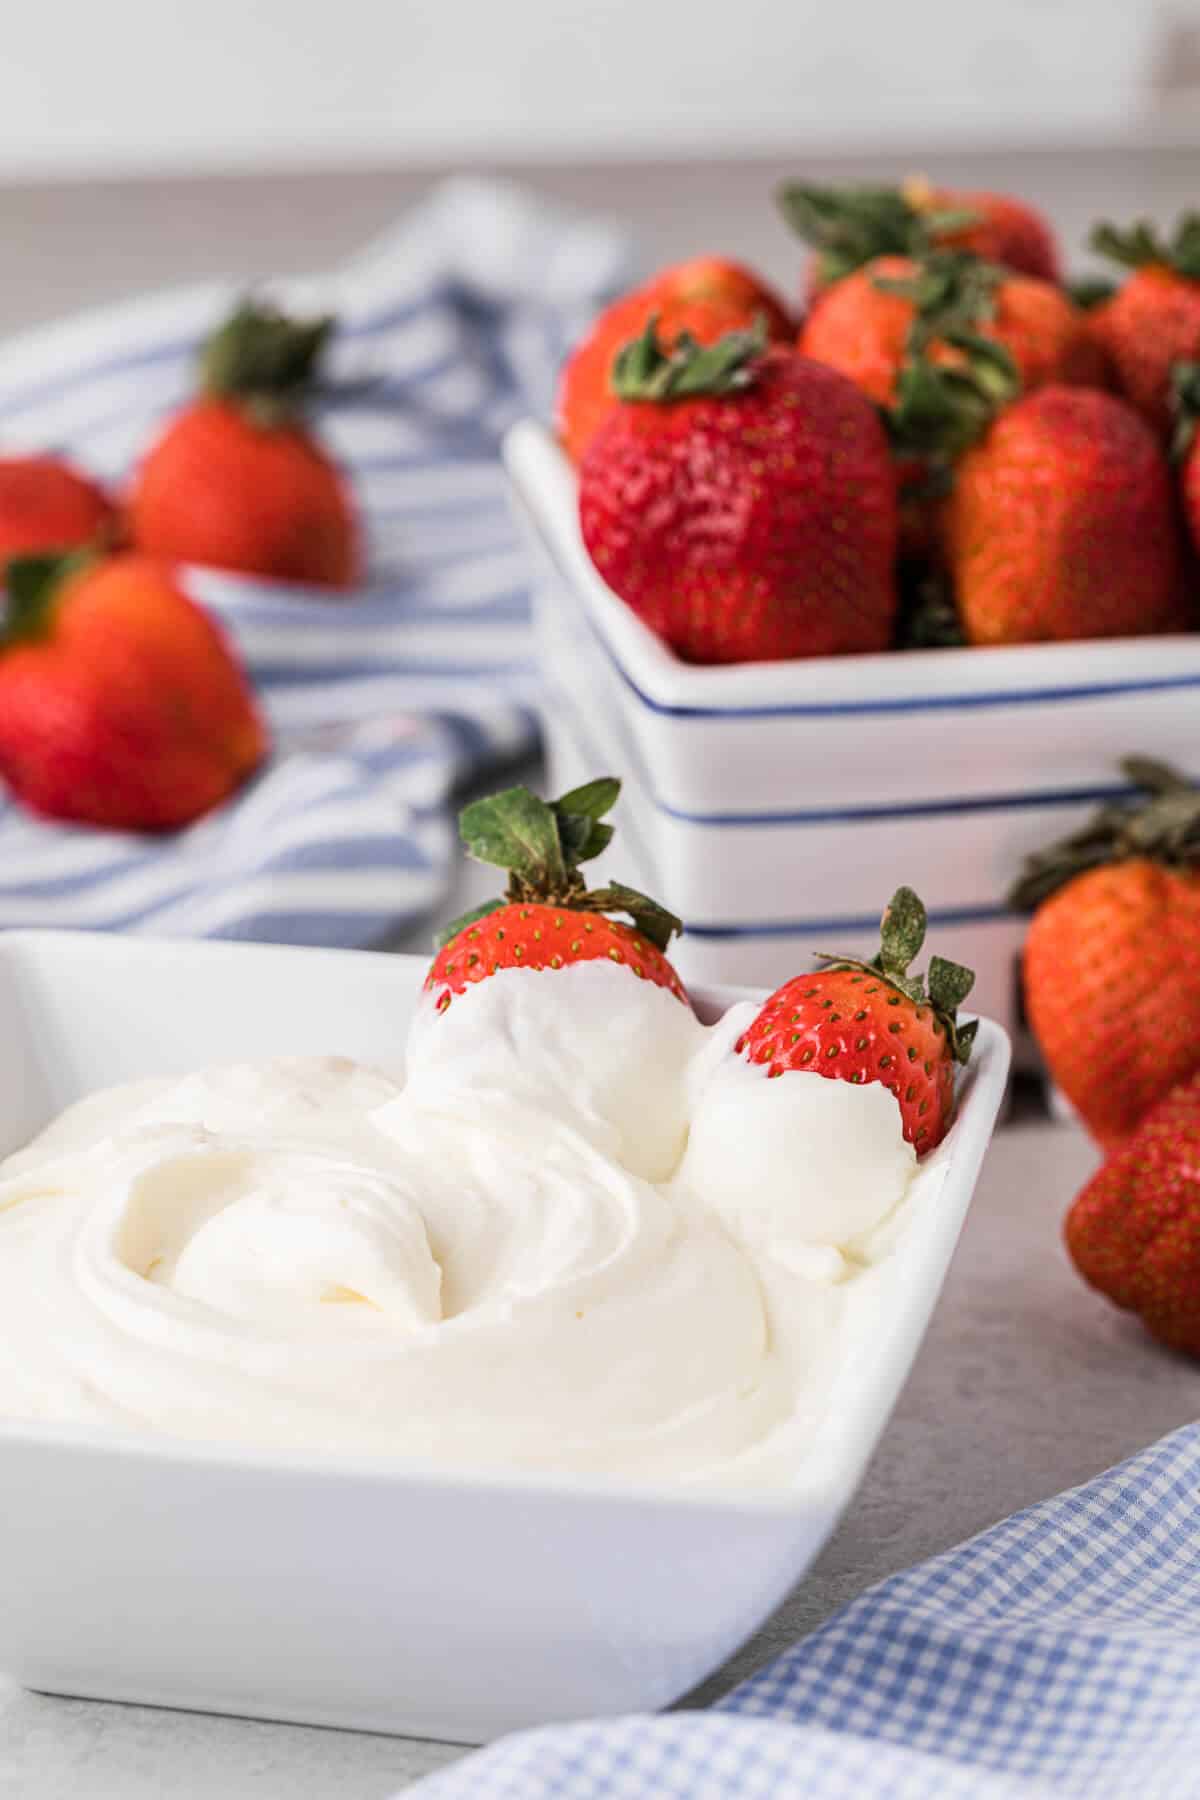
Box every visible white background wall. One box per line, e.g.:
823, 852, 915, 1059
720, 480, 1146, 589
3, 0, 1200, 182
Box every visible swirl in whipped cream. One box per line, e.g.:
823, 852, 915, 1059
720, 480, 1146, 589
0, 964, 917, 1484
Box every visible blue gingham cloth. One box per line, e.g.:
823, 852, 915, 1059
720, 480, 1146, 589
412, 1423, 1200, 1798
0, 180, 629, 945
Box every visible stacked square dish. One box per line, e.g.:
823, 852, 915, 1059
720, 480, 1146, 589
506, 420, 1200, 1048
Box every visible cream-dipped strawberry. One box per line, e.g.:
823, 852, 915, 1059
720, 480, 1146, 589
677, 889, 974, 1283
424, 778, 686, 1009
418, 779, 692, 1177
733, 887, 975, 1155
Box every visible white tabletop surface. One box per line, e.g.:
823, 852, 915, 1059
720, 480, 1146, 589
4, 155, 1200, 1797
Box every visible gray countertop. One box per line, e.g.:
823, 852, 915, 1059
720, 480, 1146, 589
4, 156, 1200, 1797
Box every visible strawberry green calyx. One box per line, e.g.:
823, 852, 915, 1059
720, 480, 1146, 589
1170, 360, 1200, 460
1010, 758, 1200, 912
1091, 214, 1200, 279
200, 300, 335, 428
876, 252, 1020, 461
873, 248, 1006, 342
435, 778, 682, 953
1, 549, 93, 646
610, 315, 769, 403
813, 885, 978, 1065
1066, 275, 1118, 312
776, 181, 978, 287
888, 339, 1018, 460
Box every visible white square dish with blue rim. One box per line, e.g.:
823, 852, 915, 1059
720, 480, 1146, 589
0, 929, 1007, 1741
504, 418, 1200, 1051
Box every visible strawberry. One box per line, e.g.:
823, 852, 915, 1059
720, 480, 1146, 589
733, 886, 975, 1155
1065, 1069, 1200, 1357
425, 777, 686, 1010
578, 319, 897, 663
555, 257, 793, 465
941, 385, 1185, 646
778, 178, 1061, 293
128, 300, 360, 588
0, 456, 115, 560
799, 252, 1103, 411
1089, 215, 1200, 435
0, 551, 267, 831
1010, 759, 1200, 1149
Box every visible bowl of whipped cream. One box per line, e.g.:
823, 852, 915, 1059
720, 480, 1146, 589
0, 929, 1009, 1741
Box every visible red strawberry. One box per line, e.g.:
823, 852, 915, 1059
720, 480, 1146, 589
1090, 215, 1200, 434
1010, 760, 1200, 1149
942, 386, 1185, 646
1066, 1069, 1200, 1356
578, 320, 897, 663
800, 253, 1102, 411
0, 551, 267, 831
734, 887, 976, 1155
425, 778, 687, 1011
0, 456, 115, 560
555, 257, 793, 465
128, 300, 360, 589
779, 178, 1060, 294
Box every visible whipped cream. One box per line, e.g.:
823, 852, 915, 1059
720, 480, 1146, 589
0, 964, 920, 1486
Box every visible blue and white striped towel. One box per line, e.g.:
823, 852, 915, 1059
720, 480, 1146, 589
0, 179, 630, 945
411, 1423, 1200, 1798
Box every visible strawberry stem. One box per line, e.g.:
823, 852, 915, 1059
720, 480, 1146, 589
775, 180, 979, 286
1091, 213, 1200, 280
814, 884, 977, 1065
882, 251, 1021, 463
200, 299, 334, 427
610, 315, 768, 403
1010, 758, 1200, 911
439, 779, 683, 953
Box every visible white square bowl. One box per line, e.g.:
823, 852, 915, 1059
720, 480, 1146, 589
504, 419, 1200, 1052
0, 930, 1009, 1742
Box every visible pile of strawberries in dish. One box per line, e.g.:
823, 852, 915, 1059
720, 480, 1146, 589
1012, 758, 1200, 1358
559, 177, 1200, 662
0, 300, 359, 833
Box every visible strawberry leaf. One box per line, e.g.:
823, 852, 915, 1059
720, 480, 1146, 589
552, 778, 620, 867
814, 885, 975, 1066
774, 180, 979, 285
556, 814, 614, 866
776, 182, 920, 282
1066, 275, 1117, 312
1090, 219, 1167, 269
611, 315, 768, 403
1010, 757, 1200, 910
928, 954, 975, 1013
459, 787, 566, 888
585, 881, 682, 951
200, 299, 334, 426
878, 886, 928, 977
1092, 213, 1200, 280
555, 777, 620, 821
